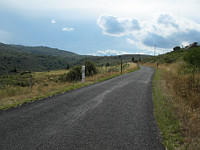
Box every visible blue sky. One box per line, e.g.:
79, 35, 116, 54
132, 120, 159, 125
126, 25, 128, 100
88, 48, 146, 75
0, 0, 200, 56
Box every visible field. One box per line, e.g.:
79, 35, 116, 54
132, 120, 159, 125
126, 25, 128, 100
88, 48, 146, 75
0, 63, 138, 109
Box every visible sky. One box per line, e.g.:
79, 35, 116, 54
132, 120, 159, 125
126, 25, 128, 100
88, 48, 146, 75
0, 0, 200, 56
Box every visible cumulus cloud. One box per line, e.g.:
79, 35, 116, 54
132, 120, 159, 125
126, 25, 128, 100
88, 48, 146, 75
99, 14, 200, 52
89, 49, 133, 56
51, 19, 56, 24
97, 15, 141, 37
142, 29, 200, 49
140, 14, 200, 50
157, 14, 179, 29
62, 27, 74, 31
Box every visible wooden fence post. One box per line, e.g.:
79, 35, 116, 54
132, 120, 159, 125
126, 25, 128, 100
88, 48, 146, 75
121, 60, 123, 74
30, 75, 32, 93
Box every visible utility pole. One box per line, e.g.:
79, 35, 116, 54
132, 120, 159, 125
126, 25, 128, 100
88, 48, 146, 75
139, 50, 141, 62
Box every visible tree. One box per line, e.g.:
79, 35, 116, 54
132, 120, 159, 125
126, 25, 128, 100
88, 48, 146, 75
66, 64, 70, 69
132, 57, 135, 62
84, 60, 97, 76
173, 46, 181, 51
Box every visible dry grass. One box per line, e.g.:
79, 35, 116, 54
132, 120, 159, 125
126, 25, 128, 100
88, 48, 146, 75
0, 63, 137, 109
147, 62, 200, 149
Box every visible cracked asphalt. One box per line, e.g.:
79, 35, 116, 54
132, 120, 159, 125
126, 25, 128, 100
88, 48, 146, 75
0, 66, 165, 150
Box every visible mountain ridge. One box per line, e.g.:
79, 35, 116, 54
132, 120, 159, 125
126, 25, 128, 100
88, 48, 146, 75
0, 43, 78, 58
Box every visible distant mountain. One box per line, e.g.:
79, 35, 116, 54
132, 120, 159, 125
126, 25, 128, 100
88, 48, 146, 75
0, 42, 150, 75
0, 42, 78, 58
0, 43, 81, 74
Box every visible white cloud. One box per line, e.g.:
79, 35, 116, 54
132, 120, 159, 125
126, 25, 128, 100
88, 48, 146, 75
100, 13, 200, 51
127, 38, 136, 45
51, 19, 56, 24
89, 49, 133, 56
181, 41, 189, 48
1, 0, 199, 20
97, 15, 140, 37
62, 27, 74, 31
140, 14, 200, 49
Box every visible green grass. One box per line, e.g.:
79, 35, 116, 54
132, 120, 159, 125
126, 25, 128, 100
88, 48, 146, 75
152, 69, 183, 150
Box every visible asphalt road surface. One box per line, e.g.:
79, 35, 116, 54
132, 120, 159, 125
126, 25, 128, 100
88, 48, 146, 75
0, 66, 165, 150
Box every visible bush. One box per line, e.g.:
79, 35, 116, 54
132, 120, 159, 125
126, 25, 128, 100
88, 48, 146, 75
105, 63, 110, 67
184, 47, 200, 68
59, 66, 81, 82
59, 60, 97, 82
84, 60, 97, 76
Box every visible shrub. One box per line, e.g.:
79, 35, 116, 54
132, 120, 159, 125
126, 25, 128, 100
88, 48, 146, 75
105, 63, 110, 67
66, 64, 70, 69
184, 47, 200, 68
59, 66, 82, 82
84, 60, 97, 76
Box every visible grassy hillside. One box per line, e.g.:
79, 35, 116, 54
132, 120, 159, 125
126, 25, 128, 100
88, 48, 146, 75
0, 42, 150, 74
143, 46, 200, 67
0, 47, 72, 74
144, 46, 200, 149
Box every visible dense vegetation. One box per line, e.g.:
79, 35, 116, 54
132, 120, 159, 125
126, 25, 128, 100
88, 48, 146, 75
184, 47, 200, 68
0, 42, 150, 75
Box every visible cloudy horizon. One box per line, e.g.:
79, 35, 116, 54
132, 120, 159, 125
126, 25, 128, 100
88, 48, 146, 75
0, 0, 200, 56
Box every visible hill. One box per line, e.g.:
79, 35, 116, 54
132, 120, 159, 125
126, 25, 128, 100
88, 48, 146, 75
143, 46, 200, 66
0, 42, 150, 74
0, 47, 72, 74
0, 42, 78, 58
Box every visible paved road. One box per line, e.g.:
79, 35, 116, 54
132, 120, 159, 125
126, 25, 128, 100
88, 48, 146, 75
0, 66, 165, 150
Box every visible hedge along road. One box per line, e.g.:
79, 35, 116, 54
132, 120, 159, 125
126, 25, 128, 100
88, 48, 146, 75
0, 66, 165, 150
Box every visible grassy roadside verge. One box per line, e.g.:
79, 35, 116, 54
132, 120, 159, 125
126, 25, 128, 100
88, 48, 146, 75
152, 68, 183, 150
97, 66, 140, 82
1, 65, 140, 110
